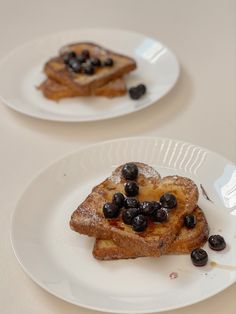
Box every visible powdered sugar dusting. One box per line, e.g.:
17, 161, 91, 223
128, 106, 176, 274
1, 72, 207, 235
111, 172, 122, 184
111, 162, 160, 184
139, 164, 160, 178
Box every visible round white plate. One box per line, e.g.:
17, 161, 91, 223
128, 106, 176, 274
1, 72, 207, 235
11, 137, 236, 313
0, 29, 179, 122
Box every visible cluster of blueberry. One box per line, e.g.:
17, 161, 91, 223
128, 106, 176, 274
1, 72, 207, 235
191, 235, 226, 266
102, 162, 227, 267
103, 162, 178, 232
63, 49, 114, 75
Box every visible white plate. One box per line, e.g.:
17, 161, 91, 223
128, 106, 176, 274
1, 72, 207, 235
11, 137, 236, 313
0, 29, 179, 122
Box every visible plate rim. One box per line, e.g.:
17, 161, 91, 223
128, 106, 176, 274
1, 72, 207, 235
11, 136, 236, 188
11, 136, 236, 313
0, 27, 180, 122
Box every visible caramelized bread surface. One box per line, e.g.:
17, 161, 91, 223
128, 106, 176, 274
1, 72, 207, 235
44, 42, 136, 94
93, 206, 209, 260
38, 77, 127, 100
70, 162, 199, 257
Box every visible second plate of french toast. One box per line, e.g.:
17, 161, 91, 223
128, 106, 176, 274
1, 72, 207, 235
0, 29, 179, 121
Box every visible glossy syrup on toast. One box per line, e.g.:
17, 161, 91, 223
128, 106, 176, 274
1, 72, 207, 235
93, 206, 209, 260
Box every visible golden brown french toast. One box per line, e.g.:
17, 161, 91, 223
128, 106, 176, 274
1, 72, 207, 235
93, 206, 209, 260
38, 77, 127, 100
70, 162, 199, 257
44, 42, 136, 95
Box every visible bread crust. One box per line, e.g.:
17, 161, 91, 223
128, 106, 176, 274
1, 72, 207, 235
38, 78, 127, 100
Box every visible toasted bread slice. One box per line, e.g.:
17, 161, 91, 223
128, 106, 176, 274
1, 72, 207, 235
70, 162, 199, 257
93, 206, 209, 260
44, 42, 136, 94
38, 77, 127, 100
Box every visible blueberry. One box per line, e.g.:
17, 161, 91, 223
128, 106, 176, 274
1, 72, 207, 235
81, 49, 90, 59
149, 201, 162, 220
152, 201, 162, 211
122, 208, 140, 225
103, 58, 114, 66
124, 198, 140, 209
77, 54, 87, 63
84, 65, 95, 75
139, 201, 155, 216
83, 59, 92, 66
90, 57, 101, 67
208, 235, 226, 251
67, 57, 78, 67
121, 163, 138, 180
152, 209, 168, 222
191, 248, 208, 267
137, 84, 146, 95
184, 214, 197, 228
132, 214, 148, 232
70, 61, 81, 73
128, 87, 142, 100
63, 51, 77, 64
128, 83, 146, 100
124, 181, 139, 197
160, 193, 177, 209
103, 202, 120, 219
112, 192, 125, 208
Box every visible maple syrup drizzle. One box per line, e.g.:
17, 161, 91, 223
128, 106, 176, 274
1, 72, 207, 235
210, 261, 236, 270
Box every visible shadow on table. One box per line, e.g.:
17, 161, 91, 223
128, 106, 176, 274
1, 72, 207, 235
5, 65, 193, 142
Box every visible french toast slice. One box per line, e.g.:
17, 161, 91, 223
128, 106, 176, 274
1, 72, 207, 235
70, 162, 199, 257
93, 206, 209, 260
44, 42, 136, 95
38, 77, 127, 100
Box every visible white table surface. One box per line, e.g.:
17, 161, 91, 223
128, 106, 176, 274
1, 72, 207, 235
0, 0, 235, 313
